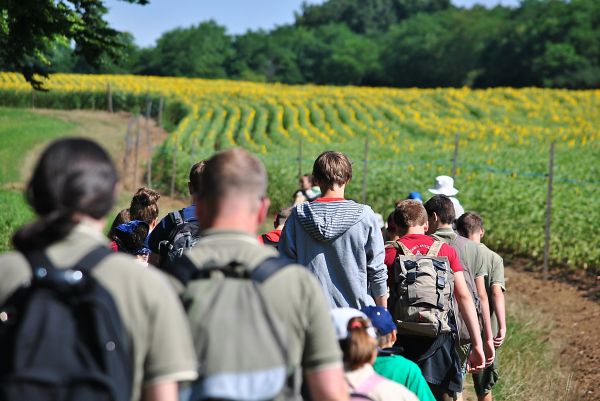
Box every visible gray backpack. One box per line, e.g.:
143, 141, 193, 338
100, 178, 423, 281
177, 255, 295, 401
389, 240, 454, 337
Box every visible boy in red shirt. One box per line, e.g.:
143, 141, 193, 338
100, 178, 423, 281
386, 200, 485, 401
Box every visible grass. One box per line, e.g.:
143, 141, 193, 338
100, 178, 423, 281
0, 108, 75, 251
462, 300, 581, 401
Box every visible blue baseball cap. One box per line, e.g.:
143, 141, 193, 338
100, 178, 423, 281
360, 306, 396, 336
407, 192, 423, 202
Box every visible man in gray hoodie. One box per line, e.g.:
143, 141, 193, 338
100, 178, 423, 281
279, 150, 388, 309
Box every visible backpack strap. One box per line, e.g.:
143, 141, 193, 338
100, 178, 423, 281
395, 240, 413, 256
25, 246, 111, 274
353, 374, 384, 395
166, 254, 199, 286
260, 234, 279, 248
169, 209, 185, 226
250, 257, 289, 283
427, 240, 443, 257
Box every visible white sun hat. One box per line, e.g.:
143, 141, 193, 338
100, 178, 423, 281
428, 175, 459, 196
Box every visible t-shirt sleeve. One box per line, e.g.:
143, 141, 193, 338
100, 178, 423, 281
142, 272, 198, 384
300, 272, 343, 372
443, 244, 463, 273
490, 252, 506, 291
472, 243, 487, 278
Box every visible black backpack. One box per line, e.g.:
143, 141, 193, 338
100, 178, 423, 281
0, 247, 132, 401
158, 209, 201, 269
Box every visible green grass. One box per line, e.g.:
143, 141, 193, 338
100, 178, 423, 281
0, 107, 75, 251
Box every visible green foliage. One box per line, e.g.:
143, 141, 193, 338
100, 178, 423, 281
0, 0, 147, 89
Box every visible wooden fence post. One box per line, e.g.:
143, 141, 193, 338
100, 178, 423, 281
543, 142, 555, 278
145, 99, 153, 187
452, 133, 460, 179
107, 82, 113, 113
297, 137, 303, 179
362, 136, 369, 205
123, 117, 135, 179
133, 116, 140, 189
158, 97, 164, 128
170, 144, 177, 197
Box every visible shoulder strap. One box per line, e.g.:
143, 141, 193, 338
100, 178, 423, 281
24, 246, 111, 274
170, 209, 184, 226
260, 234, 278, 247
396, 241, 413, 256
250, 257, 289, 283
167, 254, 199, 286
427, 240, 443, 257
354, 374, 385, 394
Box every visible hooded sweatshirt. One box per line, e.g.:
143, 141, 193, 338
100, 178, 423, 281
279, 199, 387, 308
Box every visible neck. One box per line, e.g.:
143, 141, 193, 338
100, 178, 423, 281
76, 215, 106, 232
469, 234, 481, 243
439, 224, 453, 230
405, 226, 425, 235
208, 215, 258, 234
321, 184, 345, 199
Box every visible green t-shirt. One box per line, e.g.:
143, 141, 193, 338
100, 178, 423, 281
373, 351, 436, 401
432, 227, 486, 279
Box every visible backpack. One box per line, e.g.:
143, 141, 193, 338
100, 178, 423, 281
349, 374, 383, 401
0, 247, 132, 401
175, 254, 295, 401
158, 208, 201, 269
432, 233, 484, 345
388, 240, 455, 337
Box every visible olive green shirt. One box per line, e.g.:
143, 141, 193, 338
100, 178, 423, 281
432, 227, 486, 278
182, 229, 343, 374
0, 223, 198, 401
478, 243, 506, 333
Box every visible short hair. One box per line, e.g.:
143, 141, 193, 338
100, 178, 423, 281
393, 200, 428, 228
339, 317, 377, 371
275, 207, 292, 226
424, 194, 455, 224
312, 151, 352, 191
196, 148, 267, 208
189, 160, 208, 194
299, 174, 313, 185
129, 187, 160, 224
456, 212, 484, 238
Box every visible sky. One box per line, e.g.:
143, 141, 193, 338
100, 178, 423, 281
104, 0, 521, 47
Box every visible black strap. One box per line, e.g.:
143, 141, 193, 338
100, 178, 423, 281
24, 246, 111, 274
260, 234, 278, 247
170, 209, 184, 226
167, 254, 199, 286
250, 257, 289, 283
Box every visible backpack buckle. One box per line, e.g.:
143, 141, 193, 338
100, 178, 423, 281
436, 276, 445, 289
406, 271, 417, 284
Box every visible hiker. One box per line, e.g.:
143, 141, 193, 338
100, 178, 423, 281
428, 176, 464, 219
424, 195, 495, 400
360, 306, 436, 401
385, 200, 485, 401
172, 148, 347, 401
385, 211, 399, 243
279, 150, 388, 309
110, 220, 151, 265
456, 212, 507, 401
147, 161, 206, 267
257, 207, 291, 249
129, 187, 161, 231
0, 138, 197, 401
331, 308, 419, 401
293, 173, 321, 205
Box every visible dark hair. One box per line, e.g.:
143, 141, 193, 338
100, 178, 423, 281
129, 187, 160, 224
274, 207, 292, 227
339, 317, 377, 371
108, 208, 131, 239
312, 151, 352, 191
13, 138, 118, 253
189, 160, 208, 194
424, 194, 455, 225
111, 221, 150, 255
456, 212, 484, 238
393, 200, 428, 228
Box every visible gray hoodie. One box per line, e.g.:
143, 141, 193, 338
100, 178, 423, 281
279, 199, 387, 308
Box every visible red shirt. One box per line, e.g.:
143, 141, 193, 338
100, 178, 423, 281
384, 234, 463, 286
257, 229, 282, 245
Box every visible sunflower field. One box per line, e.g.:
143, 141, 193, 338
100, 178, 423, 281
0, 73, 598, 272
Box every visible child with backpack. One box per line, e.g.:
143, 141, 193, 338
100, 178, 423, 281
331, 308, 419, 401
456, 212, 507, 401
384, 200, 485, 401
360, 306, 436, 401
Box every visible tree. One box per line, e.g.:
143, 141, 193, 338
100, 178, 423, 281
0, 0, 148, 89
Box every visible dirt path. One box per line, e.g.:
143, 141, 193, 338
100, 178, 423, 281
503, 265, 600, 400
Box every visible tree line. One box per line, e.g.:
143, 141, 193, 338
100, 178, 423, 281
6, 0, 600, 89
